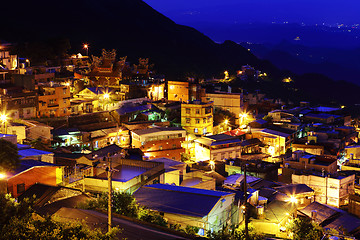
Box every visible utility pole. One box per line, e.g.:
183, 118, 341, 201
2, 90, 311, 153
243, 163, 249, 240
107, 154, 112, 233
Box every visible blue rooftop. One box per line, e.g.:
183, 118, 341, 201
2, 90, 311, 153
133, 184, 234, 217
87, 87, 112, 95
116, 104, 156, 115
18, 148, 53, 158
143, 184, 233, 197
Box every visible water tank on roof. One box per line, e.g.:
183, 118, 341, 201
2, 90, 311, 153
256, 205, 264, 219
311, 210, 317, 220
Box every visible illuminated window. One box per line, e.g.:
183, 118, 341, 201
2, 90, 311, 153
203, 127, 207, 135
194, 128, 198, 133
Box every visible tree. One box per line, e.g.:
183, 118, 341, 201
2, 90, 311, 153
208, 224, 263, 240
79, 192, 168, 227
0, 139, 20, 172
288, 218, 324, 240
0, 193, 120, 240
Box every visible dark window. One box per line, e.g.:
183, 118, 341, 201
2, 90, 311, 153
17, 183, 25, 194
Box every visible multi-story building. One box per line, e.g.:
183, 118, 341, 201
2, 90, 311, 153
38, 84, 71, 118
194, 134, 242, 162
251, 128, 295, 157
0, 88, 38, 119
147, 82, 165, 101
167, 80, 204, 102
131, 127, 186, 161
0, 46, 17, 70
282, 151, 338, 183
292, 173, 355, 208
181, 100, 213, 136
202, 92, 243, 125
168, 81, 189, 102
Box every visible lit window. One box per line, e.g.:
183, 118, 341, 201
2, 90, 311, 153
194, 128, 198, 133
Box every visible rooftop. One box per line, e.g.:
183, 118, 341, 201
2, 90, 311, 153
132, 127, 184, 136
133, 184, 234, 217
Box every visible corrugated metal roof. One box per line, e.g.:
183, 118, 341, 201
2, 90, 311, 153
275, 184, 314, 195
10, 160, 57, 177
224, 174, 260, 186
133, 184, 234, 217
18, 148, 53, 158
210, 138, 242, 146
116, 104, 156, 115
261, 128, 292, 138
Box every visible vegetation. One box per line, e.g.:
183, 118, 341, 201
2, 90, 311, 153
0, 194, 120, 240
213, 108, 236, 126
0, 139, 20, 172
207, 224, 264, 240
288, 218, 324, 240
79, 191, 198, 234
79, 192, 167, 226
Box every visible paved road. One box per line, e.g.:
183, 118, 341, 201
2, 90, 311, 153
55, 207, 188, 240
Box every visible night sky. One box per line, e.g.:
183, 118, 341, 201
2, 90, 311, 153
144, 0, 360, 25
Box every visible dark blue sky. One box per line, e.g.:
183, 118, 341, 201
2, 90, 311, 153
144, 0, 360, 25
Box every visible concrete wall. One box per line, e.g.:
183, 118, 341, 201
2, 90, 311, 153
292, 174, 355, 207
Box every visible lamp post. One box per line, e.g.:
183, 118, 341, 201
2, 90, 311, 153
83, 44, 89, 56
103, 92, 110, 111
0, 113, 7, 134
239, 112, 248, 126
0, 172, 6, 194
209, 160, 215, 171
107, 155, 112, 233
224, 119, 229, 132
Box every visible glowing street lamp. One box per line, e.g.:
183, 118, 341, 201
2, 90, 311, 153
288, 195, 298, 204
103, 93, 110, 100
0, 114, 7, 123
0, 172, 6, 179
239, 112, 249, 126
0, 113, 7, 134
209, 160, 215, 171
83, 44, 89, 56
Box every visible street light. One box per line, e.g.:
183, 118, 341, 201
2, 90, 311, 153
103, 93, 110, 100
288, 195, 298, 204
0, 113, 7, 134
83, 44, 89, 56
239, 112, 248, 126
209, 160, 215, 171
0, 172, 6, 179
